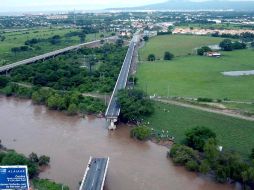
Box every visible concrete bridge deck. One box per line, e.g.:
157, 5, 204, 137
0, 36, 116, 73
105, 32, 140, 129
79, 157, 109, 190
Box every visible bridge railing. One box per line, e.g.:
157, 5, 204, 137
105, 38, 137, 119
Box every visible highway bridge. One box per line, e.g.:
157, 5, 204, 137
79, 157, 109, 190
105, 32, 140, 129
0, 36, 116, 73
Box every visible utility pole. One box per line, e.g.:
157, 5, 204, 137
104, 93, 107, 106
73, 9, 77, 27
167, 85, 170, 98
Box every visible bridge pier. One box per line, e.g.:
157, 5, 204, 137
107, 118, 117, 130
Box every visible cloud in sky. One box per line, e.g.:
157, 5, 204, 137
1, 0, 254, 12
1, 0, 166, 11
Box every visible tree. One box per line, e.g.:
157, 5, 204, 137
116, 38, 124, 47
0, 76, 9, 87
11, 47, 20, 56
250, 148, 254, 159
50, 35, 61, 45
67, 103, 78, 115
185, 126, 216, 151
197, 46, 212, 56
185, 159, 199, 171
147, 54, 156, 61
167, 26, 174, 34
164, 51, 174, 60
251, 42, 254, 48
117, 89, 154, 122
169, 144, 199, 165
241, 167, 254, 188
29, 152, 39, 163
78, 103, 87, 116
219, 39, 233, 51
1, 151, 38, 178
204, 138, 219, 162
199, 160, 210, 174
232, 41, 246, 50
130, 126, 151, 141
38, 155, 50, 166
85, 54, 97, 74
143, 36, 149, 41
79, 33, 86, 43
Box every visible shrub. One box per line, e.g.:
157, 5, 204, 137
29, 152, 39, 163
185, 126, 216, 151
130, 126, 151, 141
67, 103, 78, 115
164, 51, 174, 60
117, 89, 154, 122
32, 179, 69, 190
169, 144, 199, 165
219, 39, 233, 51
197, 97, 213, 102
0, 76, 9, 87
38, 155, 50, 166
199, 160, 210, 174
147, 54, 156, 61
185, 159, 199, 171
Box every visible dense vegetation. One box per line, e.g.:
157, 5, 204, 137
0, 142, 69, 189
169, 126, 254, 189
0, 146, 49, 178
0, 43, 127, 115
8, 43, 126, 93
32, 179, 69, 190
117, 89, 154, 122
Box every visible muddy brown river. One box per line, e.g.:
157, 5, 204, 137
0, 96, 237, 190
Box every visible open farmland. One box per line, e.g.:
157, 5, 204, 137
139, 34, 222, 60
137, 39, 254, 101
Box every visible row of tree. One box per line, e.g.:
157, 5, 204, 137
212, 32, 254, 43
219, 39, 247, 51
148, 51, 174, 61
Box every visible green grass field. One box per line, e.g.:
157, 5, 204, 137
139, 34, 222, 60
137, 48, 254, 101
0, 27, 109, 65
145, 102, 254, 158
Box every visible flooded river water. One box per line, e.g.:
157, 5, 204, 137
0, 96, 237, 190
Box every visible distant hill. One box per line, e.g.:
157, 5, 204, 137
109, 0, 254, 11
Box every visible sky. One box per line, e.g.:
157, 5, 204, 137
1, 0, 166, 12
1, 0, 254, 12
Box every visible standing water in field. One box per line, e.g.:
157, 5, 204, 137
222, 70, 254, 76
0, 96, 237, 190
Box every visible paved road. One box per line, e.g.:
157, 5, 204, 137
80, 158, 109, 190
105, 34, 139, 119
0, 36, 116, 73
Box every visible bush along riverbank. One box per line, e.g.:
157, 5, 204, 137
168, 126, 254, 189
0, 140, 69, 189
0, 82, 105, 116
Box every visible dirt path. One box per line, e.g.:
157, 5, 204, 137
154, 98, 254, 122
